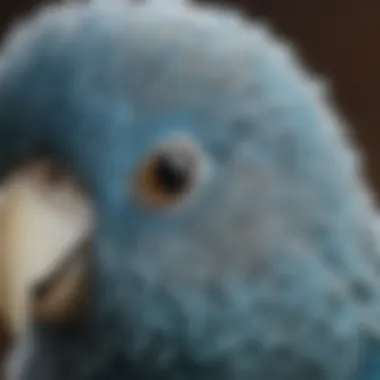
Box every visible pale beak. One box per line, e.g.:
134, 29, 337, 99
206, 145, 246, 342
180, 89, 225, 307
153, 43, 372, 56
0, 160, 94, 339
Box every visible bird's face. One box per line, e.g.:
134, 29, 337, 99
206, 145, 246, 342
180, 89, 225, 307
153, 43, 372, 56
3, 114, 353, 380
1, 1, 376, 379
5, 83, 357, 379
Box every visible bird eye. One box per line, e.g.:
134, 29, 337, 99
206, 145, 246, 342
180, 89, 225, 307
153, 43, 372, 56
134, 137, 203, 208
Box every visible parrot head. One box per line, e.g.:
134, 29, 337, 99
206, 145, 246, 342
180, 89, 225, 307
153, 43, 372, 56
1, 1, 380, 379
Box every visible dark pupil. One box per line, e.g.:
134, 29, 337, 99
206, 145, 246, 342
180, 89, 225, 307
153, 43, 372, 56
154, 154, 191, 194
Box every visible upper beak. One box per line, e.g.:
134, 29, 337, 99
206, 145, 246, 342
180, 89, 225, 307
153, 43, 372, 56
0, 160, 94, 339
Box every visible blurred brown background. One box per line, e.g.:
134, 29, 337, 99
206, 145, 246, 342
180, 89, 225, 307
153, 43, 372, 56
0, 0, 380, 369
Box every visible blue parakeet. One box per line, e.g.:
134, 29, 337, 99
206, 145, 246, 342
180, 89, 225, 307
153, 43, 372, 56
1, 1, 380, 379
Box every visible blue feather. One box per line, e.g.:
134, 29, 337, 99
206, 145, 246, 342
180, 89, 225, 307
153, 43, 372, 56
355, 339, 380, 380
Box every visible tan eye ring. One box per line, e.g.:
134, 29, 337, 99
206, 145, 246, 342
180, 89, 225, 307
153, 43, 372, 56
134, 138, 204, 208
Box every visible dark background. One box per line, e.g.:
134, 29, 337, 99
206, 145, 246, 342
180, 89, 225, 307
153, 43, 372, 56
1, 0, 380, 367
